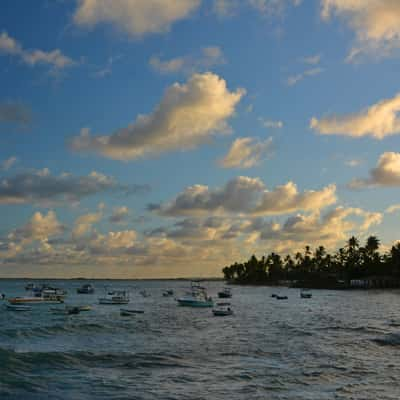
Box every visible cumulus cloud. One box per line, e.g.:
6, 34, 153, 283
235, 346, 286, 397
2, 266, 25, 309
0, 31, 75, 70
311, 92, 400, 139
1, 156, 17, 171
109, 206, 130, 224
73, 0, 200, 37
70, 72, 245, 160
259, 118, 283, 128
72, 211, 102, 238
151, 176, 337, 216
149, 46, 225, 75
386, 204, 400, 214
0, 168, 144, 205
219, 137, 273, 168
321, 0, 400, 61
348, 152, 400, 188
0, 102, 32, 126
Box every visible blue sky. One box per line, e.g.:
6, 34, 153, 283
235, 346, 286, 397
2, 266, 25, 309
1, 0, 400, 278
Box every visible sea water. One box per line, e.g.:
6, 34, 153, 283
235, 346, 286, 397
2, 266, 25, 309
0, 280, 399, 399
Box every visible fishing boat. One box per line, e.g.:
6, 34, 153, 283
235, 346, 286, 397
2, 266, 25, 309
120, 308, 144, 316
176, 282, 213, 307
77, 284, 95, 294
8, 288, 65, 305
300, 289, 312, 299
212, 302, 233, 316
162, 289, 174, 297
6, 304, 31, 311
218, 287, 232, 298
98, 289, 130, 305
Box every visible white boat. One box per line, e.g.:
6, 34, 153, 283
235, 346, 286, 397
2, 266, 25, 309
218, 287, 232, 298
6, 304, 31, 311
8, 288, 65, 305
212, 302, 233, 316
300, 289, 312, 299
120, 308, 144, 316
98, 289, 130, 305
176, 282, 213, 307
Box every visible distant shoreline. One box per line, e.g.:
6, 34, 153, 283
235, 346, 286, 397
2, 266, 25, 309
0, 277, 225, 281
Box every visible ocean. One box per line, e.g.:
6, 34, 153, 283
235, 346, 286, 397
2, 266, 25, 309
0, 280, 399, 399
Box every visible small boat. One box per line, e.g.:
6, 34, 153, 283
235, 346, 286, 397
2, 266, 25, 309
120, 308, 144, 316
212, 302, 233, 316
78, 305, 92, 311
218, 287, 232, 298
51, 306, 81, 315
300, 289, 312, 299
77, 284, 95, 294
276, 295, 288, 300
162, 289, 174, 297
271, 293, 278, 298
176, 282, 213, 307
8, 288, 65, 305
99, 289, 130, 305
6, 304, 31, 311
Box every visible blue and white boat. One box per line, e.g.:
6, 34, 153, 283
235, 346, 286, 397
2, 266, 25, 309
176, 282, 213, 307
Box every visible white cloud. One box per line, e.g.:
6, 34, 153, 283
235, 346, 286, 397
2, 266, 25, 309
149, 46, 225, 75
109, 206, 130, 223
72, 211, 102, 238
73, 0, 200, 37
70, 72, 245, 160
259, 118, 283, 128
386, 204, 400, 214
151, 176, 336, 216
321, 0, 400, 61
1, 156, 17, 171
0, 31, 75, 70
286, 67, 323, 86
349, 152, 400, 188
219, 137, 273, 168
345, 159, 363, 167
311, 92, 400, 139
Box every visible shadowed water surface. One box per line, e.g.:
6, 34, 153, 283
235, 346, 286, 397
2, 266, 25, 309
0, 280, 399, 399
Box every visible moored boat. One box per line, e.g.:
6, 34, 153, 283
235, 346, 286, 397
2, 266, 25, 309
212, 302, 233, 316
300, 289, 312, 299
77, 284, 95, 294
120, 308, 144, 316
276, 295, 288, 300
162, 289, 174, 297
218, 287, 232, 298
99, 289, 130, 305
176, 282, 213, 307
8, 288, 65, 305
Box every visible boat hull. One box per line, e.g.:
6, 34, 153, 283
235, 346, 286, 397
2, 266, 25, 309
177, 299, 213, 307
99, 298, 129, 305
8, 297, 63, 305
212, 310, 233, 316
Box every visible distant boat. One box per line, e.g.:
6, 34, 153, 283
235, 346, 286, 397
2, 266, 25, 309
6, 304, 31, 311
51, 306, 81, 315
77, 284, 95, 294
162, 289, 174, 297
120, 308, 144, 316
212, 302, 233, 316
176, 281, 213, 307
276, 295, 288, 300
300, 289, 312, 299
99, 289, 129, 305
9, 288, 65, 304
271, 293, 278, 298
217, 287, 232, 298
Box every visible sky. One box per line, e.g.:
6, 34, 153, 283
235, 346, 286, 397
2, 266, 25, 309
1, 0, 400, 278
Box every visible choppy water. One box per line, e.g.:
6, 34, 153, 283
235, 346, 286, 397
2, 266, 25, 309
0, 280, 399, 399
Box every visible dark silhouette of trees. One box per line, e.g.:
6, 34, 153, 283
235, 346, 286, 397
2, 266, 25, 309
222, 235, 400, 288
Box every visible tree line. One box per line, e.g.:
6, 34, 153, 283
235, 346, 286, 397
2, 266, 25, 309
222, 236, 400, 287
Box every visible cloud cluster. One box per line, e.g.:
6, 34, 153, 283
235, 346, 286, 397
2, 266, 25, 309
149, 46, 225, 75
0, 102, 32, 126
73, 0, 200, 37
0, 169, 139, 205
286, 67, 323, 86
0, 31, 75, 70
70, 73, 245, 160
151, 176, 337, 216
219, 137, 273, 169
321, 0, 400, 61
349, 152, 400, 188
109, 206, 130, 224
311, 92, 400, 139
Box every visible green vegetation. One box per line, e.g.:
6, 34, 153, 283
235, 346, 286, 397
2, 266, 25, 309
222, 236, 400, 288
